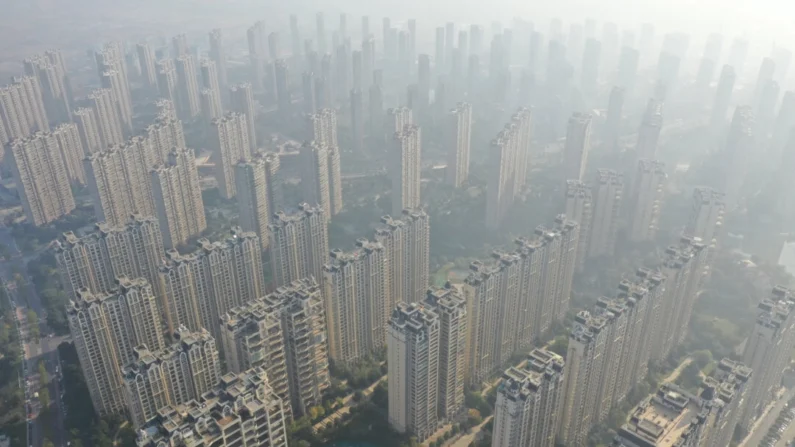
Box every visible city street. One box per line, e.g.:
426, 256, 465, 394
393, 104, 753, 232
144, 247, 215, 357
1, 224, 69, 447
741, 387, 795, 447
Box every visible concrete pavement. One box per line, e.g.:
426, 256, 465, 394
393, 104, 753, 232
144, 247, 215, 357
741, 387, 795, 447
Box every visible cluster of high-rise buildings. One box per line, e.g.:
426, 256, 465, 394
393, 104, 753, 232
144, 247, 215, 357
12, 8, 795, 447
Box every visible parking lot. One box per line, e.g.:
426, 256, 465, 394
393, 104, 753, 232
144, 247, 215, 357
760, 400, 795, 447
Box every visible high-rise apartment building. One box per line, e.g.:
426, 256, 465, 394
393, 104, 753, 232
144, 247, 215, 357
211, 112, 251, 199
425, 287, 468, 421
565, 180, 592, 271
580, 38, 601, 97
156, 59, 179, 110
588, 169, 623, 258
351, 88, 364, 152
391, 125, 422, 217
150, 147, 206, 249
711, 65, 736, 128
8, 132, 76, 226
274, 59, 291, 113
486, 108, 533, 228
741, 286, 795, 427
52, 123, 86, 184
159, 229, 263, 336
269, 204, 329, 287
686, 186, 725, 251
308, 108, 343, 215
236, 152, 282, 251
374, 208, 431, 307
200, 60, 224, 123
123, 326, 221, 428
136, 367, 288, 447
55, 215, 164, 304
323, 240, 388, 365
24, 50, 72, 124
700, 358, 753, 447
67, 277, 166, 417
175, 55, 202, 119
492, 349, 565, 447
0, 76, 49, 144
563, 113, 592, 182
721, 106, 754, 206
208, 29, 228, 92
96, 46, 133, 133
87, 88, 124, 148
136, 43, 159, 92
229, 83, 258, 153
445, 103, 473, 187
220, 298, 290, 415
604, 87, 624, 151
635, 99, 663, 161
388, 302, 440, 442
300, 141, 333, 219
629, 159, 666, 242
265, 278, 330, 416
73, 107, 102, 154
465, 216, 578, 386
558, 310, 610, 446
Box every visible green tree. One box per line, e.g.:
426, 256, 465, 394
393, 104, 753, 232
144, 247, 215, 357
39, 387, 50, 408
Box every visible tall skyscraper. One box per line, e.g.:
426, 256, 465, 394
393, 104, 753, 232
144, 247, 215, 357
390, 125, 422, 216
269, 204, 329, 287
123, 326, 221, 428
73, 107, 102, 154
701, 359, 753, 447
563, 113, 592, 181
51, 123, 85, 184
580, 38, 601, 97
220, 296, 291, 418
754, 57, 776, 103
741, 286, 795, 427
300, 141, 334, 219
307, 109, 343, 215
351, 88, 364, 153
209, 29, 227, 92
445, 103, 473, 187
565, 180, 592, 271
323, 240, 389, 365
200, 60, 223, 123
159, 228, 263, 336
374, 209, 431, 308
8, 132, 76, 226
96, 46, 133, 133
264, 278, 330, 416
710, 65, 736, 128
24, 51, 72, 123
67, 277, 166, 417
84, 141, 155, 227
136, 43, 159, 92
229, 83, 258, 153
588, 169, 623, 258
616, 47, 640, 95
635, 99, 663, 161
388, 302, 441, 442
274, 59, 291, 113
686, 187, 725, 245
0, 75, 49, 144
174, 55, 202, 119
492, 349, 565, 447
55, 215, 164, 304
424, 287, 468, 421
486, 109, 533, 228
87, 88, 124, 148
136, 367, 288, 447
629, 159, 666, 242
150, 147, 206, 249
235, 152, 282, 251
212, 112, 251, 199
604, 87, 624, 151
721, 106, 755, 206
156, 59, 179, 110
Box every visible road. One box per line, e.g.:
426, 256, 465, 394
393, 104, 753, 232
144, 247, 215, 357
1, 224, 68, 447
776, 414, 795, 447
741, 387, 795, 447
